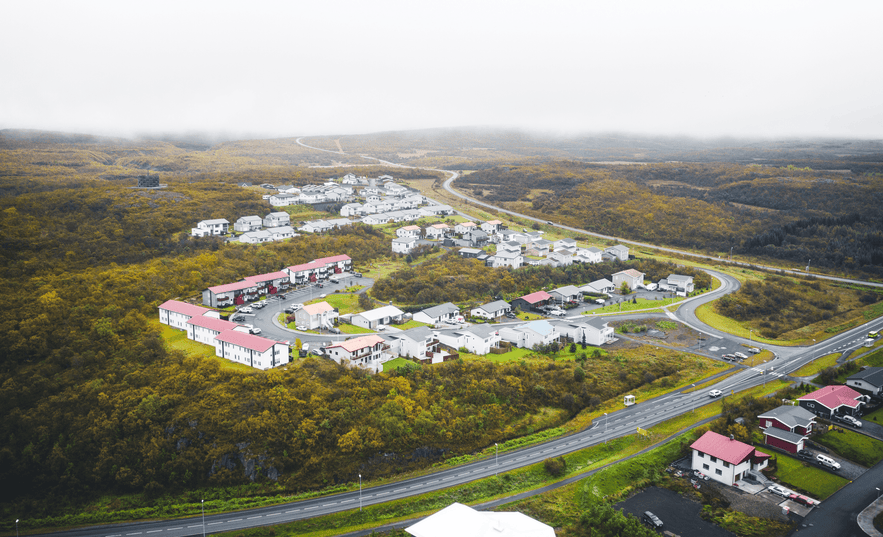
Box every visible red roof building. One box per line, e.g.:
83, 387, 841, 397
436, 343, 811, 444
326, 335, 386, 370
798, 385, 864, 419
158, 299, 215, 330
213, 330, 289, 371
690, 431, 769, 486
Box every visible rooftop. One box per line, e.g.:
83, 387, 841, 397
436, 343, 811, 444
798, 385, 863, 409
159, 300, 212, 317
518, 290, 552, 304
303, 301, 335, 316
690, 430, 756, 466
186, 316, 240, 332
215, 330, 281, 353
328, 334, 385, 353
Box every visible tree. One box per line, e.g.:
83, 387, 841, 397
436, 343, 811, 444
620, 282, 631, 295
358, 291, 374, 310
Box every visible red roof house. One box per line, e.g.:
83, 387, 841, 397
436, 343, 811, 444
690, 431, 769, 486
798, 385, 864, 419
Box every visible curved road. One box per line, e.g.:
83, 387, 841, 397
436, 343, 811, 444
35, 141, 883, 537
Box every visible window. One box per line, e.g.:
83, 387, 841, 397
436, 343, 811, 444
723, 461, 730, 468
697, 452, 704, 458
702, 463, 709, 470
715, 469, 723, 476
710, 456, 717, 463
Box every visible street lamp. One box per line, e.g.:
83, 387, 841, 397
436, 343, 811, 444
691, 385, 696, 413
749, 329, 753, 343
16, 519, 19, 537
604, 412, 608, 444
201, 500, 205, 537
359, 474, 362, 512
495, 443, 498, 476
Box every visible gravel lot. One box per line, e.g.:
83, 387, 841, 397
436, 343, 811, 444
617, 486, 737, 537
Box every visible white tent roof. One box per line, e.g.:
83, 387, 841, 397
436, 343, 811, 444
406, 503, 554, 537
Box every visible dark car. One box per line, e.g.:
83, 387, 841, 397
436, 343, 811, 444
797, 449, 813, 460
641, 511, 663, 531
506, 312, 517, 318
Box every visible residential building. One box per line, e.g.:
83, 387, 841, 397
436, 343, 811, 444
510, 290, 552, 311
158, 300, 216, 330
384, 326, 438, 360
269, 193, 298, 207
454, 221, 477, 234
315, 254, 352, 274
847, 367, 883, 397
425, 223, 451, 240
553, 317, 614, 346
233, 215, 263, 232
549, 285, 581, 304
201, 271, 290, 307
422, 204, 455, 216
797, 385, 865, 418
762, 427, 809, 455
351, 305, 405, 329
480, 220, 503, 234
489, 249, 523, 269
547, 251, 573, 266
396, 225, 422, 238
191, 219, 230, 237
214, 330, 289, 371
294, 301, 338, 330
299, 220, 334, 233
186, 316, 242, 346
405, 502, 554, 537
553, 238, 577, 250
326, 334, 386, 370
263, 212, 291, 228
611, 269, 645, 291
604, 244, 629, 261
581, 278, 615, 295
690, 431, 770, 486
413, 303, 460, 325
392, 236, 418, 254
459, 247, 483, 258
464, 229, 489, 245
239, 230, 273, 244
758, 405, 817, 454
659, 274, 694, 295
471, 300, 511, 320
579, 246, 603, 263
498, 241, 522, 253
499, 320, 559, 349
270, 226, 296, 241
340, 202, 363, 217
434, 324, 501, 355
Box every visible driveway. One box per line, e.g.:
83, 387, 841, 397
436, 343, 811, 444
617, 486, 736, 537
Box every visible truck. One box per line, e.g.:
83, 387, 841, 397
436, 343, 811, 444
300, 343, 309, 357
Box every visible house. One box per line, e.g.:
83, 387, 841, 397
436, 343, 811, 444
326, 334, 386, 370
578, 246, 603, 263
510, 290, 552, 311
405, 502, 554, 537
604, 244, 629, 261
213, 330, 289, 371
384, 326, 438, 360
191, 219, 230, 237
547, 251, 573, 266
690, 431, 770, 486
294, 301, 338, 330
758, 405, 817, 454
340, 202, 363, 217
422, 204, 455, 216
553, 317, 614, 346
549, 285, 581, 304
239, 230, 273, 244
480, 220, 503, 234
233, 215, 263, 233
425, 223, 451, 240
553, 238, 577, 250
499, 320, 560, 349
202, 280, 256, 307
454, 221, 477, 234
158, 300, 217, 330
268, 193, 298, 207
270, 226, 296, 241
611, 269, 644, 292
459, 247, 483, 259
263, 212, 291, 228
489, 250, 523, 269
531, 239, 553, 254
186, 316, 242, 346
471, 300, 511, 320
396, 225, 422, 238
392, 236, 418, 254
659, 274, 694, 295
797, 385, 865, 418
285, 260, 326, 284
351, 305, 405, 329
464, 229, 489, 245
299, 220, 334, 233
413, 303, 461, 325
581, 278, 615, 295
436, 324, 501, 355
498, 241, 522, 253
847, 367, 883, 397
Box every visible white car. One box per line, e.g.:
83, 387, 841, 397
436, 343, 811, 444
768, 485, 791, 497
734, 352, 748, 360
708, 389, 722, 398
239, 306, 253, 314
549, 309, 566, 317
249, 327, 262, 335
841, 415, 862, 428
376, 324, 387, 331
817, 454, 841, 470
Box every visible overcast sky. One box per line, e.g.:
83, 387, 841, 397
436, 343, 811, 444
2, 1, 882, 140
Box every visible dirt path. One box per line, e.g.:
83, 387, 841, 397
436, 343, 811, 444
334, 139, 344, 153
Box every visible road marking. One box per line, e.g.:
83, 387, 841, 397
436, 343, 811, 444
208, 522, 223, 526
146, 531, 162, 534
247, 516, 262, 519
285, 510, 299, 513
126, 533, 142, 535
322, 503, 336, 507
304, 506, 318, 510
227, 519, 241, 522
188, 526, 202, 528
167, 528, 182, 531
107, 534, 122, 536
266, 513, 280, 516
376, 491, 388, 496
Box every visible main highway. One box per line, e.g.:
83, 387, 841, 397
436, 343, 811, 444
36, 142, 883, 537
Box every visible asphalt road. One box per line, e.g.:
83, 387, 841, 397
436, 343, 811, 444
38, 139, 881, 537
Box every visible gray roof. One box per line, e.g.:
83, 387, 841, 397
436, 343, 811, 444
762, 427, 807, 445
465, 324, 499, 338
356, 305, 404, 321
585, 246, 602, 254
757, 405, 816, 429
848, 367, 883, 388
201, 218, 229, 225
477, 300, 510, 313
667, 274, 693, 284
400, 326, 434, 342
420, 302, 460, 319
551, 285, 581, 297
580, 316, 610, 330
606, 244, 629, 253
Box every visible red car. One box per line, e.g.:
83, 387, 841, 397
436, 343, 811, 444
788, 493, 816, 507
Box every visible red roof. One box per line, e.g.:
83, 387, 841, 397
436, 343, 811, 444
159, 300, 212, 317
287, 260, 326, 273
186, 316, 240, 332
690, 431, 755, 465
245, 271, 289, 283
519, 290, 552, 304
327, 334, 384, 353
315, 254, 351, 264
215, 330, 281, 353
798, 385, 863, 410
207, 280, 254, 294
303, 301, 334, 315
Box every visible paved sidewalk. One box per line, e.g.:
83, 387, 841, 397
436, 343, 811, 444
859, 497, 883, 537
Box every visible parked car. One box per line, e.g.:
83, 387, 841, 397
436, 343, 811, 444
768, 485, 791, 497
645, 283, 658, 291
230, 315, 245, 322
550, 309, 566, 317
253, 302, 265, 309
748, 347, 761, 354
817, 454, 841, 470
797, 449, 813, 460
840, 415, 862, 428
708, 389, 722, 398
641, 511, 663, 531
376, 324, 387, 331
505, 312, 517, 318
239, 306, 253, 314
249, 327, 262, 335
722, 354, 736, 361
788, 493, 817, 507
734, 352, 748, 360
291, 303, 304, 311
595, 298, 606, 305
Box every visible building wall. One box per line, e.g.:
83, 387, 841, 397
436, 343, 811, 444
692, 450, 749, 486
764, 434, 802, 454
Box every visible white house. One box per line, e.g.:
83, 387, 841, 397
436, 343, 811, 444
158, 300, 217, 330
351, 305, 405, 329
578, 246, 603, 263
553, 317, 615, 346
422, 204, 455, 216
489, 250, 523, 269
299, 220, 334, 233
269, 193, 298, 207
233, 215, 263, 233
263, 212, 290, 228
499, 320, 560, 349
425, 223, 451, 240
581, 278, 615, 295
326, 334, 386, 371
454, 221, 478, 234
480, 220, 503, 234
659, 274, 694, 295
186, 316, 242, 346
392, 236, 418, 254
406, 502, 554, 537
213, 330, 289, 371
471, 300, 511, 320
611, 269, 644, 291
340, 203, 363, 217
847, 367, 883, 397
270, 226, 296, 241
397, 225, 422, 238
191, 219, 230, 237
239, 230, 273, 244
413, 303, 460, 325
690, 431, 770, 486
604, 244, 629, 261
436, 324, 501, 355
549, 285, 581, 304
385, 326, 438, 360
294, 301, 338, 330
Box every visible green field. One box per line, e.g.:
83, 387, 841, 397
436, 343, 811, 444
812, 428, 883, 467
771, 455, 848, 499
791, 353, 841, 377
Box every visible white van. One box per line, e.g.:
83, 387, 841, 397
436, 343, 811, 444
816, 454, 840, 470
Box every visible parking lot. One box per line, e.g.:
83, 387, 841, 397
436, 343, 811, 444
617, 486, 737, 537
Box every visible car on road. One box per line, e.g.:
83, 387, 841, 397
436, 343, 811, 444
230, 315, 245, 322
840, 415, 862, 428
641, 511, 663, 531
768, 485, 791, 497
239, 306, 253, 314
708, 389, 722, 398
789, 493, 817, 507
253, 302, 265, 309
733, 352, 748, 360
549, 309, 566, 317
595, 298, 606, 305
817, 454, 840, 470
249, 327, 262, 335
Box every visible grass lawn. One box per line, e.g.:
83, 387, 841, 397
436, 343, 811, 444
337, 324, 374, 334
792, 353, 841, 377
512, 311, 546, 321
694, 302, 802, 346
588, 296, 684, 315
771, 455, 849, 499
742, 349, 775, 368
812, 428, 883, 467
394, 320, 430, 330
314, 293, 361, 314
158, 324, 254, 372
383, 357, 420, 372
